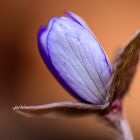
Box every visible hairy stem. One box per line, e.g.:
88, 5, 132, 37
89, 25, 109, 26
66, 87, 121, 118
117, 115, 133, 140
104, 113, 133, 140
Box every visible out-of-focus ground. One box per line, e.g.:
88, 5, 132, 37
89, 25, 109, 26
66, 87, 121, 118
0, 0, 140, 140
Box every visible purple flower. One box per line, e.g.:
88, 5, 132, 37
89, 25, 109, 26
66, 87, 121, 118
38, 11, 112, 105
14, 11, 140, 140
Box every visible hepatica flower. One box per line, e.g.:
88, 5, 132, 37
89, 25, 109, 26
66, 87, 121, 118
14, 12, 140, 140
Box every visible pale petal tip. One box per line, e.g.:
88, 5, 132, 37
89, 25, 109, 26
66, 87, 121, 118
64, 10, 71, 16
37, 17, 56, 52
37, 26, 47, 48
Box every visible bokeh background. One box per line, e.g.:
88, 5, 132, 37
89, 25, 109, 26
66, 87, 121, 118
0, 0, 140, 140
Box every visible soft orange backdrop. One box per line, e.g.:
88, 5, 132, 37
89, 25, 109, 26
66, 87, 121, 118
0, 0, 140, 140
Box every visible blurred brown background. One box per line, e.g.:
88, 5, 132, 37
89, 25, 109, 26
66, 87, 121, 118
0, 0, 140, 140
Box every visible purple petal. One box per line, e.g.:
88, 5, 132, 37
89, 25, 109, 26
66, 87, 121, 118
38, 12, 112, 104
65, 11, 112, 70
65, 11, 91, 31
